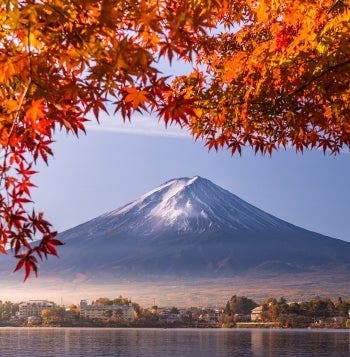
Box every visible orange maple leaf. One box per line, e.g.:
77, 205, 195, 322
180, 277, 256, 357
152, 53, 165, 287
124, 87, 149, 109
26, 99, 45, 122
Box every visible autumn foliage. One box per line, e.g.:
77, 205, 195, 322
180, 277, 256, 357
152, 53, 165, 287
0, 0, 349, 279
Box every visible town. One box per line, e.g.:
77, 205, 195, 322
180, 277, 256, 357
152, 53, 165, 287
1, 295, 350, 329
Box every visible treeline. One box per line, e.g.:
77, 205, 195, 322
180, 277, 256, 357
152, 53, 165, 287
2, 295, 350, 329
0, 300, 19, 325
221, 295, 350, 328
92, 296, 132, 306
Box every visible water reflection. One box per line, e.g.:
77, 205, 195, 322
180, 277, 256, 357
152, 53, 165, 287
0, 328, 349, 357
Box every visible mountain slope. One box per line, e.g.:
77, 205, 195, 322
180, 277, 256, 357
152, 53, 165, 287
36, 176, 350, 280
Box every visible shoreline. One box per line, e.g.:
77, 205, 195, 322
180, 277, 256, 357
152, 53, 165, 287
0, 325, 349, 331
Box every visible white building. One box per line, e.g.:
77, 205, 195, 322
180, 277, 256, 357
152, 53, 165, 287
18, 300, 54, 319
80, 300, 135, 321
251, 306, 263, 322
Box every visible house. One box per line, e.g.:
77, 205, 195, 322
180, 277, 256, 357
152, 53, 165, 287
18, 300, 55, 319
80, 300, 135, 321
251, 306, 263, 321
198, 309, 220, 324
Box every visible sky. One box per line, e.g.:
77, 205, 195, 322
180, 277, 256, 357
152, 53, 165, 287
31, 113, 350, 242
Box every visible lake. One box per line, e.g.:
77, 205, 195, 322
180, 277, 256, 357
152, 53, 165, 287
0, 328, 349, 356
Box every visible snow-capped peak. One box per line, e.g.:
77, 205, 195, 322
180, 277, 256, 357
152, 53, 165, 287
76, 176, 293, 238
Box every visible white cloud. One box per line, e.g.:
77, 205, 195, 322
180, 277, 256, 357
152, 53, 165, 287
85, 113, 191, 139
85, 113, 350, 155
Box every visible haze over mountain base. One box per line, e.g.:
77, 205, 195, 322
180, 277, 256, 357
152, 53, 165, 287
1, 270, 350, 306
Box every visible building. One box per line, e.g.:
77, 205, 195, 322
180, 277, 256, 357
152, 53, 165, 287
198, 308, 221, 324
18, 300, 55, 319
80, 300, 135, 321
80, 300, 88, 309
251, 306, 263, 322
159, 309, 183, 324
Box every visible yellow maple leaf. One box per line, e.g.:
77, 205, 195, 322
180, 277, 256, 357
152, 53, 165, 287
23, 31, 43, 50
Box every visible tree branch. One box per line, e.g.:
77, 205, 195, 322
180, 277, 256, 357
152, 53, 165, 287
0, 78, 32, 187
290, 59, 350, 96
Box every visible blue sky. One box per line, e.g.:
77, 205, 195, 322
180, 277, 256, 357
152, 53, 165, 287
32, 113, 350, 242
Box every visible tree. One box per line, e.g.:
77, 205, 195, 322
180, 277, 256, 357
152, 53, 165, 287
335, 298, 350, 316
170, 307, 179, 314
0, 0, 349, 279
224, 295, 258, 315
300, 298, 336, 318
262, 298, 280, 321
93, 298, 113, 306
0, 300, 19, 322
41, 306, 65, 325
112, 296, 130, 306
184, 0, 350, 155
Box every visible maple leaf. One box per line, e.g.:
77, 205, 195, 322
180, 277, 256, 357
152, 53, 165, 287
0, 245, 7, 255
124, 87, 149, 110
14, 254, 38, 282
26, 99, 45, 122
5, 99, 18, 113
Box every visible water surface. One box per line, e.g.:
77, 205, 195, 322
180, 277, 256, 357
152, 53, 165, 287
0, 328, 349, 356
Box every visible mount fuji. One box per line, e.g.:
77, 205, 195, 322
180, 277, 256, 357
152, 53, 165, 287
39, 176, 350, 280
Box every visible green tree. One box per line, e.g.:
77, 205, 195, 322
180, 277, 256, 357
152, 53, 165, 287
335, 298, 350, 317
0, 301, 18, 322
170, 307, 179, 314
300, 299, 336, 318
224, 295, 258, 315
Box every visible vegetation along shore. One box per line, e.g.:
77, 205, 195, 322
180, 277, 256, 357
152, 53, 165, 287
1, 295, 350, 329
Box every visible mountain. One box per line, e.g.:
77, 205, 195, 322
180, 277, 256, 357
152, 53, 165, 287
40, 176, 350, 280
